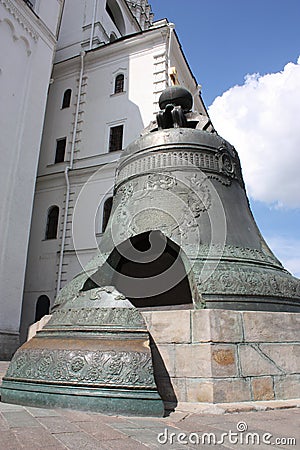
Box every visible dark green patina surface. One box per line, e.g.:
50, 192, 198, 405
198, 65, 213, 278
2, 287, 164, 416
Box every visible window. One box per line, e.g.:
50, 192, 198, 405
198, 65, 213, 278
45, 206, 59, 240
62, 89, 72, 109
55, 137, 66, 163
102, 197, 113, 232
106, 0, 126, 35
114, 74, 124, 94
35, 295, 50, 322
109, 125, 123, 152
110, 32, 117, 42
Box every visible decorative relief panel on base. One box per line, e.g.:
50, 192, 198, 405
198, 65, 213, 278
5, 348, 155, 388
48, 307, 146, 329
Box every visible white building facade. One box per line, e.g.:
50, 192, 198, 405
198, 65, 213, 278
0, 0, 64, 359
1, 0, 209, 353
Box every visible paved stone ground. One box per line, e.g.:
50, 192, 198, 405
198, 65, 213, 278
1, 362, 299, 450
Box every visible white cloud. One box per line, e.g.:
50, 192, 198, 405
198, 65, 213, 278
264, 235, 300, 278
208, 57, 300, 208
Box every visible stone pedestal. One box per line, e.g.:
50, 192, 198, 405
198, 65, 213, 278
142, 309, 300, 406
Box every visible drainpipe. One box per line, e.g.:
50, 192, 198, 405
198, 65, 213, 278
56, 51, 85, 296
167, 22, 175, 86
89, 0, 98, 50
193, 84, 202, 107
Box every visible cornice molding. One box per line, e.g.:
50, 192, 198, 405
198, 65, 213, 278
0, 0, 38, 42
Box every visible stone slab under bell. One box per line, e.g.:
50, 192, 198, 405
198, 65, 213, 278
1, 287, 164, 416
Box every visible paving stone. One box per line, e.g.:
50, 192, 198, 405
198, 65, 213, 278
122, 427, 160, 442
88, 412, 128, 424
244, 418, 300, 441
0, 402, 25, 412
0, 413, 9, 430
177, 414, 227, 432
37, 415, 81, 433
78, 421, 128, 440
12, 426, 64, 449
217, 414, 298, 449
54, 431, 106, 450
0, 390, 299, 449
25, 407, 61, 417
110, 421, 147, 430
2, 410, 40, 428
0, 430, 23, 450
162, 411, 189, 423
126, 417, 170, 428
156, 426, 233, 449
58, 408, 96, 422
100, 437, 151, 449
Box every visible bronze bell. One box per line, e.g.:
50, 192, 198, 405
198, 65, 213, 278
2, 86, 300, 416
79, 85, 300, 313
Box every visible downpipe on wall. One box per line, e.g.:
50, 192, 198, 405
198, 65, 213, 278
167, 22, 175, 86
56, 51, 85, 296
89, 0, 98, 50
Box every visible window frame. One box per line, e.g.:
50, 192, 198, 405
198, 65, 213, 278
110, 32, 117, 42
106, 0, 126, 35
114, 73, 125, 94
61, 89, 72, 109
108, 124, 124, 152
54, 137, 67, 163
45, 206, 59, 240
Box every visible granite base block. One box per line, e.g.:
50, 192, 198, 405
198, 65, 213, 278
142, 309, 300, 404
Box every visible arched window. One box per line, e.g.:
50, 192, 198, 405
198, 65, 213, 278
102, 197, 113, 232
110, 32, 117, 42
114, 74, 124, 94
45, 206, 59, 240
35, 295, 50, 322
106, 0, 125, 35
62, 89, 72, 109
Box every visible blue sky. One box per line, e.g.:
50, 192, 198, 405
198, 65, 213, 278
150, 0, 300, 277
